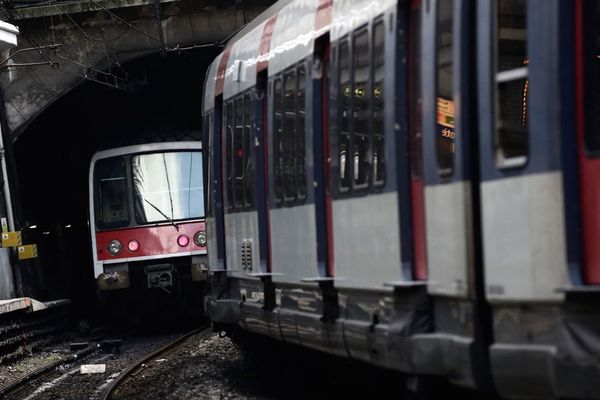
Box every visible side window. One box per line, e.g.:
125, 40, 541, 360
436, 0, 455, 176
338, 38, 352, 190
233, 97, 244, 208
584, 1, 600, 153
373, 20, 386, 186
243, 94, 253, 208
297, 65, 307, 200
353, 28, 371, 189
336, 21, 387, 193
95, 157, 130, 229
273, 78, 284, 204
496, 0, 528, 166
284, 69, 297, 202
225, 102, 234, 210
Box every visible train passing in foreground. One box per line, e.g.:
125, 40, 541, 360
89, 142, 208, 310
202, 0, 600, 398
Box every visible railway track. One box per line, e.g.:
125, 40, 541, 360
0, 343, 100, 399
100, 326, 208, 400
0, 301, 68, 365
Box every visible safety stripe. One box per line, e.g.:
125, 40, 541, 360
316, 0, 333, 32
215, 47, 232, 97
257, 15, 278, 73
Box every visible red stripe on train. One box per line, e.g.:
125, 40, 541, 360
215, 47, 233, 97
316, 0, 333, 32
95, 221, 206, 261
257, 15, 278, 73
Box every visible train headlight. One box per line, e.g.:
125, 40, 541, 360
194, 231, 207, 247
107, 240, 122, 256
128, 240, 139, 252
177, 234, 190, 247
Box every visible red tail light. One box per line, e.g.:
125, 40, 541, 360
177, 235, 189, 247
128, 240, 139, 252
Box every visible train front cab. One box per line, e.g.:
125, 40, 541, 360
477, 0, 600, 398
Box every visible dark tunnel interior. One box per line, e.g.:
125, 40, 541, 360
11, 47, 219, 322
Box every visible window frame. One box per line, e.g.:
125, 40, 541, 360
270, 62, 309, 207
352, 26, 372, 191
131, 150, 205, 225
493, 0, 530, 169
434, 0, 456, 178
94, 156, 131, 230
333, 17, 387, 196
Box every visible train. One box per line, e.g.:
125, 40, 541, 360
88, 142, 208, 313
198, 0, 600, 398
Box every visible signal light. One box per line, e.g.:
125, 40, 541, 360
177, 235, 189, 247
107, 240, 122, 256
128, 240, 139, 252
194, 231, 207, 247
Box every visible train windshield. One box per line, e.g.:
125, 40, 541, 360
132, 151, 204, 224
95, 157, 130, 229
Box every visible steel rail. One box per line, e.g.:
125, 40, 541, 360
100, 325, 208, 400
0, 344, 98, 398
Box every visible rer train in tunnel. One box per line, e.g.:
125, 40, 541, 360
88, 142, 208, 312
200, 0, 600, 398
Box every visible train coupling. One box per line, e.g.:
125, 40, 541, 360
97, 271, 130, 290
145, 264, 175, 288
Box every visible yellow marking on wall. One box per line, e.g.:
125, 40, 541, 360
2, 231, 21, 247
18, 244, 38, 260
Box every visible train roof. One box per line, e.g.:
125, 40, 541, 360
90, 141, 203, 165
203, 0, 397, 110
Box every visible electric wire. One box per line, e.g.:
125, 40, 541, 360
1, 0, 136, 92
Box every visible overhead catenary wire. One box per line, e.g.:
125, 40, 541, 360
1, 0, 137, 92
87, 0, 173, 50
61, 10, 123, 68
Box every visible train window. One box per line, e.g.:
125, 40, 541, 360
132, 151, 204, 224
95, 157, 130, 229
297, 64, 307, 200
225, 102, 234, 210
233, 97, 244, 208
584, 1, 600, 153
410, 7, 423, 179
373, 20, 386, 186
339, 38, 351, 190
273, 78, 284, 204
436, 0, 455, 176
284, 69, 297, 201
353, 28, 371, 189
495, 0, 528, 167
243, 94, 253, 208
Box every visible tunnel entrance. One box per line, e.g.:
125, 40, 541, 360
10, 47, 218, 321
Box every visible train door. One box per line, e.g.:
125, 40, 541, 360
422, 0, 476, 299
313, 33, 332, 279
329, 6, 403, 290
477, 0, 569, 302
205, 52, 228, 274
576, 0, 600, 284
422, 0, 494, 391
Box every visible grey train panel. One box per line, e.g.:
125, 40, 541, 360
271, 204, 319, 283
332, 193, 403, 289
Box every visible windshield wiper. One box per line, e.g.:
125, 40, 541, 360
144, 199, 179, 231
